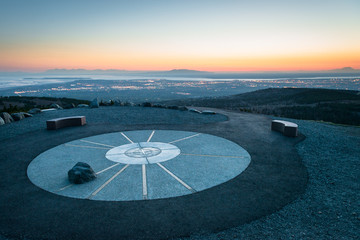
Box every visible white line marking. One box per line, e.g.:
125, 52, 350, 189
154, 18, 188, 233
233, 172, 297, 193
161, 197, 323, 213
65, 144, 111, 150
121, 132, 134, 143
181, 153, 246, 158
147, 130, 155, 142
96, 163, 121, 174
138, 143, 150, 164
80, 139, 115, 148
168, 133, 201, 144
56, 184, 73, 192
88, 164, 129, 199
142, 164, 148, 200
157, 163, 196, 193
106, 153, 126, 156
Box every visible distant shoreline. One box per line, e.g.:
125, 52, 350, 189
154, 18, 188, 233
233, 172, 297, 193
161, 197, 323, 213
0, 74, 360, 90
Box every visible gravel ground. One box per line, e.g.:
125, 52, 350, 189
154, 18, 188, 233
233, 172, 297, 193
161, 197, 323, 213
1, 108, 359, 239
178, 119, 360, 240
0, 106, 227, 141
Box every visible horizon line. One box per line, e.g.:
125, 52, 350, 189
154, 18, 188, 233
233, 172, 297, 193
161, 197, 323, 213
1, 66, 360, 74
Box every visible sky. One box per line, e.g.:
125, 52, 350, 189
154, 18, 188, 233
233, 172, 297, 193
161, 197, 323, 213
0, 0, 360, 72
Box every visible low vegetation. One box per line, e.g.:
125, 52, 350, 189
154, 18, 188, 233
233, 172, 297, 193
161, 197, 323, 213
2, 88, 359, 126
0, 96, 90, 113
161, 88, 360, 126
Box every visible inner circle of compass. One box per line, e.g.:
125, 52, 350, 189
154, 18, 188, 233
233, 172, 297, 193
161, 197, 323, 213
27, 130, 251, 201
105, 142, 181, 164
125, 146, 161, 158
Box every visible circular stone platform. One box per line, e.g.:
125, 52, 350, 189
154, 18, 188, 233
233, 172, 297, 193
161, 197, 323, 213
27, 130, 251, 201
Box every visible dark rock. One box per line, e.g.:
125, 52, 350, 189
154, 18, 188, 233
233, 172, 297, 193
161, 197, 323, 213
41, 108, 57, 112
0, 117, 4, 125
22, 112, 33, 118
100, 100, 112, 106
90, 98, 99, 108
188, 108, 201, 114
123, 102, 135, 107
0, 112, 14, 123
167, 105, 179, 110
178, 106, 188, 111
11, 112, 25, 121
28, 108, 41, 114
50, 103, 63, 110
77, 104, 89, 108
113, 100, 123, 106
142, 102, 152, 107
64, 103, 75, 109
68, 162, 96, 184
152, 104, 166, 108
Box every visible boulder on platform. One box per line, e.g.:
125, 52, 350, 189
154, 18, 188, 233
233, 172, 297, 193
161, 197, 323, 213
50, 103, 63, 110
0, 112, 14, 123
64, 103, 75, 109
68, 162, 96, 184
77, 104, 89, 108
11, 112, 25, 121
28, 108, 41, 114
22, 112, 33, 118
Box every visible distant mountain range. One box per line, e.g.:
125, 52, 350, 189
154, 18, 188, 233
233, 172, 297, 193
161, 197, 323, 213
1, 68, 359, 78
40, 68, 360, 79
42, 67, 360, 74
328, 67, 359, 72
37, 67, 360, 79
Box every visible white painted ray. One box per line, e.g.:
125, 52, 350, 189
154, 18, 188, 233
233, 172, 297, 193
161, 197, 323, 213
105, 152, 126, 156
96, 163, 121, 174
121, 132, 134, 143
87, 164, 129, 199
142, 164, 148, 200
64, 144, 111, 150
56, 184, 73, 192
79, 139, 115, 148
168, 133, 201, 144
156, 163, 196, 193
181, 153, 247, 158
147, 130, 155, 142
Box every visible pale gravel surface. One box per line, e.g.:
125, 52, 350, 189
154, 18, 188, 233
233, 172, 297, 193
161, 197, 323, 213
1, 108, 359, 239
178, 118, 360, 240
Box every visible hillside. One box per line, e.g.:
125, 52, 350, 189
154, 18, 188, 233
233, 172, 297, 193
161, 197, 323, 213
161, 88, 360, 126
0, 96, 90, 113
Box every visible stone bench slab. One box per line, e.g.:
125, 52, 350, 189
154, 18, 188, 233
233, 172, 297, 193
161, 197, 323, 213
271, 120, 298, 137
46, 116, 86, 130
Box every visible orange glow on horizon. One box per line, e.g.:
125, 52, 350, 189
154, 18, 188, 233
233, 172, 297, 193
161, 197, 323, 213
0, 48, 359, 72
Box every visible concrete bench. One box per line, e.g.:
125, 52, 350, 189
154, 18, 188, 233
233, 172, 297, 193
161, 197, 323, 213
201, 110, 216, 115
46, 116, 86, 130
271, 120, 298, 137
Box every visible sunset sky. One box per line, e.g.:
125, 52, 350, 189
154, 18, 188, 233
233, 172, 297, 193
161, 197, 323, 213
1, 0, 359, 72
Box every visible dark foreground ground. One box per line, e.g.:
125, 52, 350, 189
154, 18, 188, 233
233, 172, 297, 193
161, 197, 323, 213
0, 106, 358, 239
179, 110, 360, 240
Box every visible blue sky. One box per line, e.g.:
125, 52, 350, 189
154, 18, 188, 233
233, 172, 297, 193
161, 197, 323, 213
1, 0, 359, 71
